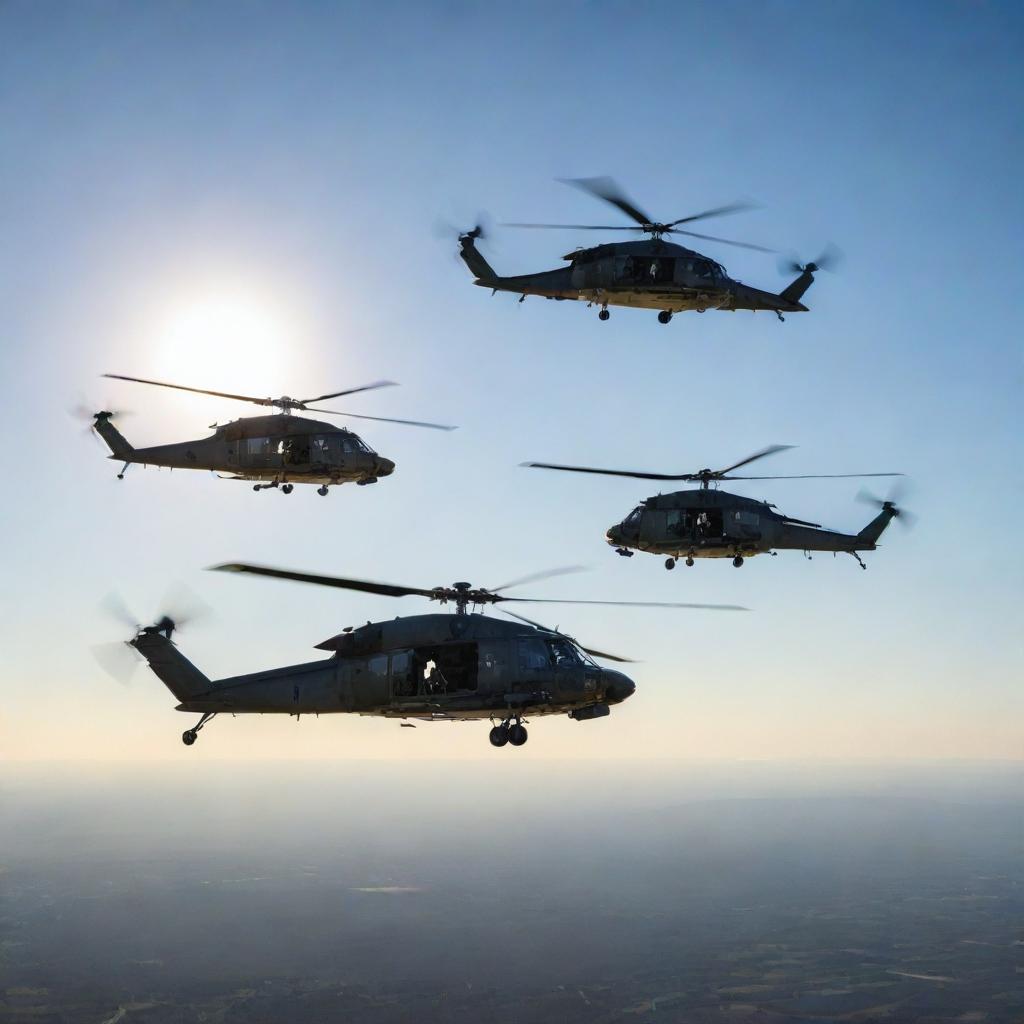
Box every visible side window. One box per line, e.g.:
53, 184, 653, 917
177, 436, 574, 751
246, 437, 269, 456
518, 639, 550, 671
367, 654, 388, 679
390, 651, 415, 697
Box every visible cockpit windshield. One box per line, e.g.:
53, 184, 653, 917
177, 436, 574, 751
625, 506, 643, 526
544, 634, 593, 667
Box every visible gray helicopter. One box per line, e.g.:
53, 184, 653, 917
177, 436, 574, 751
457, 177, 837, 323
100, 566, 744, 749
524, 446, 913, 570
84, 373, 454, 495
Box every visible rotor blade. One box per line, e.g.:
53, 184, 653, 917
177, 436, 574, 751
667, 201, 757, 227
491, 565, 589, 594
303, 408, 457, 431
210, 563, 438, 599
100, 592, 139, 630
501, 597, 747, 611
498, 609, 635, 663
91, 641, 144, 686
668, 228, 776, 254
299, 380, 398, 404
778, 244, 843, 276
159, 581, 213, 631
558, 176, 654, 227
503, 222, 640, 231
523, 461, 695, 481
894, 507, 918, 529
103, 374, 275, 407
726, 472, 904, 481
715, 445, 795, 476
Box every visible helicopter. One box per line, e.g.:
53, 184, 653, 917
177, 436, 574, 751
524, 445, 913, 570
84, 373, 455, 495
103, 565, 745, 749
457, 177, 837, 324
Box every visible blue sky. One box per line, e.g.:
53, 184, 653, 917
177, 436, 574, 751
0, 0, 1021, 760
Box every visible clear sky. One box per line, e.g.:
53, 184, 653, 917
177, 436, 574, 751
0, 0, 1021, 761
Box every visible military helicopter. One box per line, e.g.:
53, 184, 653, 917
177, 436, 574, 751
524, 446, 913, 570
101, 565, 744, 749
457, 177, 837, 323
84, 373, 455, 495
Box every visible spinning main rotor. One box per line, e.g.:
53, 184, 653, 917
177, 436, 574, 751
211, 562, 746, 662
525, 445, 903, 490
103, 373, 456, 431
505, 176, 775, 252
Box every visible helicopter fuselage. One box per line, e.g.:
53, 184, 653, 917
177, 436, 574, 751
605, 488, 898, 564
460, 237, 814, 318
132, 613, 635, 744
93, 413, 394, 488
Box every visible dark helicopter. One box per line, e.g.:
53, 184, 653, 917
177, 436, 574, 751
524, 446, 913, 570
457, 177, 837, 324
84, 373, 455, 495
102, 565, 744, 749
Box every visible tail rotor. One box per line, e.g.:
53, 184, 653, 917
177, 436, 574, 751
69, 400, 132, 447
856, 480, 917, 529
93, 585, 212, 685
779, 243, 843, 276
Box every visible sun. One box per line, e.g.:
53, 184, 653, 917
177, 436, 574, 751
150, 285, 293, 395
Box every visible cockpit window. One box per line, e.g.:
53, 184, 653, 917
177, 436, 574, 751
339, 436, 373, 455
547, 638, 582, 666
625, 506, 643, 526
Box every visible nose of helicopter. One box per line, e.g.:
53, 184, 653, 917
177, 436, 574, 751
376, 457, 395, 477
605, 523, 623, 545
603, 669, 636, 704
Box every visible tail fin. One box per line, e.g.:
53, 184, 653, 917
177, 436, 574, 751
131, 626, 212, 702
856, 504, 898, 547
779, 266, 816, 305
93, 412, 133, 460
458, 229, 498, 283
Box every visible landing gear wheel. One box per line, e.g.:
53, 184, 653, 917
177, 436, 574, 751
317, 485, 329, 496
281, 483, 294, 494
665, 558, 676, 570
253, 484, 260, 492
658, 310, 672, 324
489, 725, 509, 748
685, 556, 695, 567
732, 556, 744, 568
598, 309, 610, 321
182, 730, 197, 746
508, 723, 528, 747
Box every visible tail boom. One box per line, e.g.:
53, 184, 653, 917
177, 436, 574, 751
131, 628, 212, 703
93, 413, 134, 460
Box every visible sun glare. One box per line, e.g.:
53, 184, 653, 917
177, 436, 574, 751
151, 286, 294, 394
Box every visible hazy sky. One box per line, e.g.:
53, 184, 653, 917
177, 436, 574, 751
0, 0, 1021, 761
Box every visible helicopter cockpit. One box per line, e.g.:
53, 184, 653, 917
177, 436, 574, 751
518, 635, 597, 670
618, 505, 644, 539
